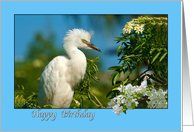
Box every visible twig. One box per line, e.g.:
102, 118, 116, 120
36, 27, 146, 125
88, 89, 104, 108
131, 69, 149, 84
89, 98, 100, 107
87, 90, 101, 107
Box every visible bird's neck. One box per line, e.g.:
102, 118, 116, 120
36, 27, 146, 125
64, 45, 84, 60
69, 48, 86, 61
63, 42, 87, 88
63, 41, 87, 69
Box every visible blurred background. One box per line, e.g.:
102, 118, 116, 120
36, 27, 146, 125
14, 14, 166, 108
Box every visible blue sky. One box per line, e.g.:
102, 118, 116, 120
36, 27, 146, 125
15, 15, 134, 71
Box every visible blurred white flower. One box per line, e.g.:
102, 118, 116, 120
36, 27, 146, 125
123, 21, 144, 34
33, 59, 43, 68
126, 83, 133, 89
113, 104, 123, 115
108, 79, 167, 115
108, 99, 116, 107
141, 80, 147, 88
121, 98, 125, 104
147, 89, 167, 108
135, 101, 139, 107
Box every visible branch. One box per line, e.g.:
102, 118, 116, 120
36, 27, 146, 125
131, 69, 149, 84
88, 89, 104, 108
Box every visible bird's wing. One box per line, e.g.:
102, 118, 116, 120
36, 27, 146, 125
38, 55, 69, 107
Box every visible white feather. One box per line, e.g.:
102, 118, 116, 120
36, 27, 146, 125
38, 29, 93, 108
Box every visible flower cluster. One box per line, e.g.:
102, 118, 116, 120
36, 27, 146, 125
108, 80, 147, 115
147, 89, 167, 108
122, 16, 168, 34
122, 21, 145, 34
108, 80, 168, 115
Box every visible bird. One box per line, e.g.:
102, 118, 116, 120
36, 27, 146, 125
38, 29, 102, 108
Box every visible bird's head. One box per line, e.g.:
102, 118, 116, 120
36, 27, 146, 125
63, 29, 102, 52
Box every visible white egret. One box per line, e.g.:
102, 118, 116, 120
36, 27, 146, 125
38, 29, 102, 108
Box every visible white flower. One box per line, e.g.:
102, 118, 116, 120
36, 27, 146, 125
123, 21, 144, 34
147, 89, 168, 108
121, 99, 125, 104
125, 83, 138, 95
123, 95, 138, 110
141, 80, 147, 88
135, 101, 139, 107
108, 99, 116, 107
131, 99, 137, 103
113, 104, 119, 115
135, 87, 141, 94
163, 90, 168, 95
152, 89, 156, 93
112, 95, 125, 106
113, 104, 123, 115
126, 104, 132, 109
108, 79, 168, 115
126, 83, 133, 89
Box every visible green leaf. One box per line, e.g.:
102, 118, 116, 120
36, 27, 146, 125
112, 73, 120, 86
151, 52, 161, 64
150, 48, 157, 54
92, 76, 100, 82
122, 78, 129, 85
159, 52, 167, 62
108, 66, 120, 70
127, 54, 142, 58
124, 42, 129, 47
117, 43, 123, 53
138, 58, 144, 66
21, 85, 25, 90
106, 91, 113, 98
80, 96, 83, 108
118, 47, 125, 57
109, 71, 118, 81
132, 42, 145, 52
112, 87, 119, 91
127, 63, 133, 72
114, 37, 122, 42
93, 57, 100, 62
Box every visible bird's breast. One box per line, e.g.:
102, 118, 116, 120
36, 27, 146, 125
67, 53, 87, 88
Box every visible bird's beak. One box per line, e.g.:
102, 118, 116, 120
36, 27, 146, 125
86, 41, 102, 53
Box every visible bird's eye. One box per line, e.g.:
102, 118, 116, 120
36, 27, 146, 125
81, 39, 86, 43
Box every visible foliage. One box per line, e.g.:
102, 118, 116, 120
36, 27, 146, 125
15, 85, 58, 108
71, 57, 104, 108
107, 16, 168, 110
